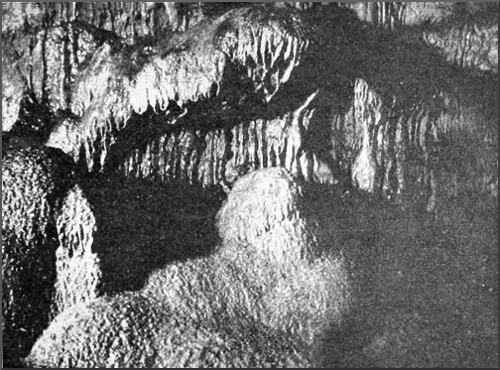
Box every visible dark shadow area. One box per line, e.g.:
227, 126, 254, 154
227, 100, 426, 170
273, 4, 497, 201
2, 146, 80, 368
79, 174, 226, 295
2, 95, 56, 153
313, 189, 498, 367
2, 232, 59, 369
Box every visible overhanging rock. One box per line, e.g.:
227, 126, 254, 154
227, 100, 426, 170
3, 3, 497, 210
37, 5, 308, 171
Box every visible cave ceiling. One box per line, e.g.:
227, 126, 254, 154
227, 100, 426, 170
2, 2, 498, 209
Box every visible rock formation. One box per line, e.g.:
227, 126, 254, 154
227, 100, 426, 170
25, 167, 351, 367
2, 146, 101, 366
2, 2, 497, 211
1, 2, 497, 368
25, 293, 310, 368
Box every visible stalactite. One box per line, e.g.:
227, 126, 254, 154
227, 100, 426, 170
48, 5, 307, 172
2, 2, 177, 38
255, 119, 266, 169
113, 89, 339, 190
175, 130, 191, 182
351, 78, 382, 193
337, 2, 497, 72
393, 114, 406, 202
339, 2, 452, 28
217, 7, 308, 103
215, 129, 228, 186
423, 22, 498, 72
4, 5, 307, 175
2, 2, 44, 33
247, 120, 257, 171
199, 130, 214, 186
4, 2, 496, 211
44, 27, 67, 110
2, 43, 28, 132
104, 73, 492, 207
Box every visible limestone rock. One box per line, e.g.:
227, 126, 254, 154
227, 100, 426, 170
2, 147, 101, 365
25, 293, 310, 368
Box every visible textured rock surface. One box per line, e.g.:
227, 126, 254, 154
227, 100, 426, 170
110, 4, 497, 212
340, 2, 498, 72
216, 168, 352, 343
26, 168, 351, 367
53, 185, 102, 312
117, 90, 336, 189
25, 293, 310, 368
1, 40, 27, 132
2, 3, 497, 368
217, 167, 318, 261
2, 3, 497, 211
5, 4, 307, 172
1, 2, 178, 36
2, 147, 101, 365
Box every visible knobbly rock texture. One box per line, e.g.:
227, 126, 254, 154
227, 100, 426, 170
216, 167, 352, 343
2, 3, 497, 367
53, 185, 102, 311
2, 146, 101, 366
25, 293, 310, 368
26, 167, 351, 367
217, 167, 318, 262
142, 246, 350, 348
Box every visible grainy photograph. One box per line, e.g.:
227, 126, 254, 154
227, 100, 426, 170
2, 1, 498, 368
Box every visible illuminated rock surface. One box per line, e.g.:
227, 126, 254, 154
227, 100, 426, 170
2, 2, 497, 368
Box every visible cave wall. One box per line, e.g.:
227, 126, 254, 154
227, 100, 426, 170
117, 89, 336, 188
3, 3, 308, 165
340, 2, 498, 72
2, 2, 498, 211
113, 70, 497, 210
109, 2, 498, 209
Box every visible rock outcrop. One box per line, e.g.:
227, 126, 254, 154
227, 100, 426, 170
4, 4, 308, 172
216, 167, 352, 343
2, 3, 496, 368
25, 292, 310, 368
25, 167, 351, 367
2, 146, 101, 366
